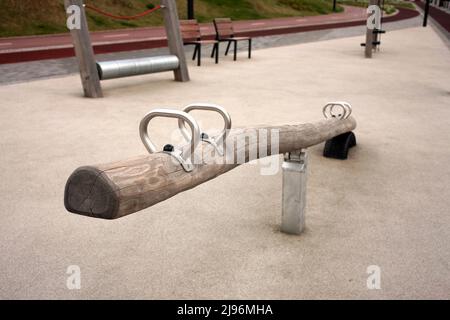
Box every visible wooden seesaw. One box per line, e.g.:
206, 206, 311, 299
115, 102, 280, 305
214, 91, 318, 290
64, 102, 357, 234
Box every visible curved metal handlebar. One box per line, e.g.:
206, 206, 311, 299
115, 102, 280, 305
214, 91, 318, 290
178, 103, 232, 156
323, 101, 352, 120
139, 109, 201, 172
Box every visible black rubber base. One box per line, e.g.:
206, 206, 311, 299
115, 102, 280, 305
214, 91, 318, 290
323, 131, 356, 160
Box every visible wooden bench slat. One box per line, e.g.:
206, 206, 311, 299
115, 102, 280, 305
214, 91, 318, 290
181, 33, 200, 40
216, 22, 233, 27
214, 18, 236, 39
216, 28, 233, 33
216, 21, 232, 26
180, 19, 201, 41
216, 26, 233, 31
180, 25, 200, 31
179, 19, 199, 25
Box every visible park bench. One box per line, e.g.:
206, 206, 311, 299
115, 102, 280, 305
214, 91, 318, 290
180, 19, 219, 66
212, 18, 252, 61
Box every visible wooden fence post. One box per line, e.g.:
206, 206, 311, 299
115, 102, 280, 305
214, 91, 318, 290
365, 0, 379, 58
64, 0, 103, 98
161, 0, 190, 82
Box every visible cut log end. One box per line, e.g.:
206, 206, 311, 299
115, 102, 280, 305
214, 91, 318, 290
64, 166, 120, 219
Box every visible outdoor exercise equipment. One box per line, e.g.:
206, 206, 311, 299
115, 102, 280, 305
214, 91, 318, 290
361, 0, 386, 58
322, 102, 356, 159
64, 102, 357, 235
177, 103, 232, 157
64, 0, 189, 98
97, 55, 180, 80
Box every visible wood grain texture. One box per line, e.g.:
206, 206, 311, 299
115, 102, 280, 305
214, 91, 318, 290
214, 18, 235, 39
65, 117, 357, 219
180, 20, 202, 41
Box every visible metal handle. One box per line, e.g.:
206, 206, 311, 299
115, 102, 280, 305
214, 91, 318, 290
323, 101, 352, 120
139, 109, 201, 172
178, 103, 232, 156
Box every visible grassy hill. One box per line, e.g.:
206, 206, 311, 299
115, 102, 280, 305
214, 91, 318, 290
0, 0, 414, 38
0, 0, 341, 37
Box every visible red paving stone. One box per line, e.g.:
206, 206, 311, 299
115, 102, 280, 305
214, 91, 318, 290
0, 6, 419, 64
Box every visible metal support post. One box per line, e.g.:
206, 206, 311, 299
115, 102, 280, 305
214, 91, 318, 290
281, 149, 308, 235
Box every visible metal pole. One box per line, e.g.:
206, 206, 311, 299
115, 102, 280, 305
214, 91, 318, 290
281, 150, 308, 235
187, 0, 194, 19
423, 0, 430, 27
333, 0, 337, 12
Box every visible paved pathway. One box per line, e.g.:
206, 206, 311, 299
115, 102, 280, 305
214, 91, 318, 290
1, 25, 449, 300
0, 6, 365, 52
0, 6, 419, 64
0, 12, 423, 85
414, 0, 450, 35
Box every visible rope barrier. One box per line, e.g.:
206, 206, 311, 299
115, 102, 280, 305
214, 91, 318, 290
84, 4, 162, 20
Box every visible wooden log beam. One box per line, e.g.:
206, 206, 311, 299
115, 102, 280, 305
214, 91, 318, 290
64, 117, 357, 219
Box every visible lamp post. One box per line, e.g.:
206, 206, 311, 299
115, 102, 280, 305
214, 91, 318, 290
423, 0, 430, 27
187, 0, 194, 19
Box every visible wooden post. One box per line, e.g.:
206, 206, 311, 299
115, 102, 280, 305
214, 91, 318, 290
64, 0, 103, 98
365, 0, 377, 58
64, 117, 356, 219
161, 0, 190, 82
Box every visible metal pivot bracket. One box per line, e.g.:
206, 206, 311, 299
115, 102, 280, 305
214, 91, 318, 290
323, 101, 352, 120
281, 149, 308, 235
139, 109, 201, 172
322, 101, 356, 159
178, 103, 232, 156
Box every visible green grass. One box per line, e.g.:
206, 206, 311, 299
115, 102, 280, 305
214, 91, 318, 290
279, 0, 344, 14
338, 0, 415, 11
199, 0, 265, 21
0, 0, 414, 38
